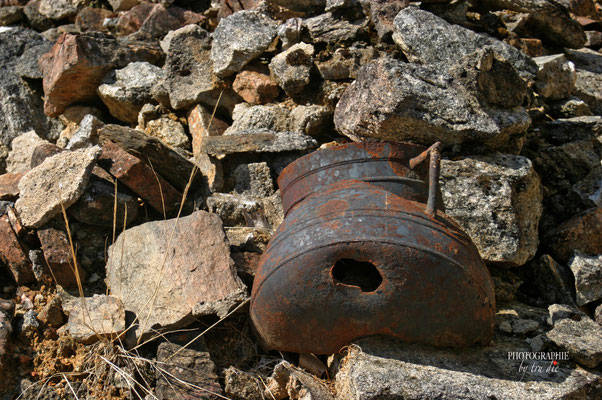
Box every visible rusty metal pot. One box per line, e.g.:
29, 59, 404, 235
250, 142, 495, 354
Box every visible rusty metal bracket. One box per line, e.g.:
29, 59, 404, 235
410, 142, 442, 218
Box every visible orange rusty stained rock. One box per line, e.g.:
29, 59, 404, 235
37, 227, 85, 289
98, 142, 182, 215
0, 215, 34, 284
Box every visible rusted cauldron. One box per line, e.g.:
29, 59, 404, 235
250, 141, 495, 354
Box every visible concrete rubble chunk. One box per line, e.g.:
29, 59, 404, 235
37, 227, 86, 289
233, 162, 274, 198
39, 32, 162, 117
334, 57, 531, 145
6, 131, 49, 174
98, 141, 181, 215
224, 366, 264, 400
0, 214, 34, 284
569, 252, 602, 306
15, 146, 101, 228
266, 361, 335, 400
66, 114, 104, 151
59, 292, 126, 344
316, 47, 377, 81
545, 308, 602, 368
106, 210, 247, 340
159, 24, 221, 111
143, 116, 190, 151
304, 12, 367, 45
335, 335, 601, 400
211, 10, 279, 78
269, 42, 314, 97
156, 341, 223, 400
201, 130, 318, 157
392, 7, 538, 79
440, 154, 542, 267
98, 62, 164, 124
534, 54, 576, 100
38, 0, 79, 21
278, 17, 302, 50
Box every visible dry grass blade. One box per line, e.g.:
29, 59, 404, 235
62, 374, 80, 400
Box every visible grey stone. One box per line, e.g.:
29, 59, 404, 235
0, 299, 14, 378
38, 0, 79, 20
392, 7, 538, 79
14, 40, 53, 80
334, 335, 602, 400
440, 154, 542, 266
573, 69, 602, 115
206, 192, 268, 228
66, 114, 105, 150
266, 361, 335, 400
495, 302, 547, 336
58, 293, 126, 344
225, 104, 290, 135
325, 0, 357, 12
335, 56, 531, 146
98, 62, 165, 124
233, 162, 274, 198
269, 42, 314, 97
549, 96, 592, 118
595, 304, 602, 326
0, 28, 60, 172
142, 116, 190, 150
524, 254, 576, 306
106, 211, 247, 340
547, 304, 586, 326
564, 48, 602, 115
533, 55, 576, 100
545, 313, 602, 368
23, 1, 54, 32
268, 0, 325, 12
6, 131, 49, 173
202, 130, 317, 156
278, 17, 302, 50
304, 12, 367, 44
573, 165, 602, 208
224, 367, 264, 400
288, 105, 333, 137
512, 319, 540, 334
158, 24, 222, 111
315, 46, 377, 80
156, 341, 223, 400
0, 6, 23, 27
211, 11, 279, 78
20, 309, 38, 333
15, 146, 101, 228
569, 252, 602, 306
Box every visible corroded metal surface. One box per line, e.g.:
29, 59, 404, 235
278, 141, 444, 216
251, 142, 495, 354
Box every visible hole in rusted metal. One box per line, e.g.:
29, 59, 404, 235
331, 259, 382, 292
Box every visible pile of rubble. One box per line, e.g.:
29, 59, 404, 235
0, 0, 601, 399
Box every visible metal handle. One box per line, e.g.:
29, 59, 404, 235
409, 142, 442, 218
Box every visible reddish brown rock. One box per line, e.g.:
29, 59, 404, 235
109, 0, 140, 12
187, 104, 229, 156
570, 0, 597, 16
37, 227, 85, 289
39, 32, 162, 117
546, 208, 602, 262
75, 7, 116, 32
98, 142, 182, 215
116, 3, 204, 38
30, 143, 63, 169
217, 0, 261, 21
0, 215, 34, 284
233, 70, 280, 104
0, 173, 23, 201
98, 124, 201, 192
